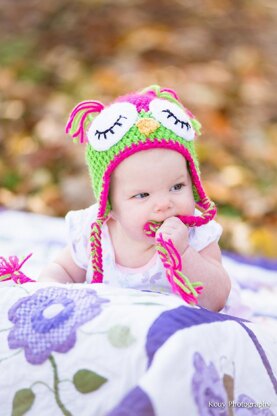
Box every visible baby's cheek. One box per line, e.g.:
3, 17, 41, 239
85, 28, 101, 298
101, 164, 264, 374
127, 217, 145, 238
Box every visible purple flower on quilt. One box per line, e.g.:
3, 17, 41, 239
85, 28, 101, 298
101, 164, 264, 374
192, 352, 228, 416
8, 286, 109, 364
142, 271, 163, 285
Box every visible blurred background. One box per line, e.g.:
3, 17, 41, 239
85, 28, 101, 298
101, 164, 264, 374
0, 0, 276, 258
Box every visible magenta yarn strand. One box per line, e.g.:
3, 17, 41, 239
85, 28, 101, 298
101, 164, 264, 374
155, 233, 203, 305
0, 254, 35, 284
65, 100, 105, 144
90, 217, 107, 283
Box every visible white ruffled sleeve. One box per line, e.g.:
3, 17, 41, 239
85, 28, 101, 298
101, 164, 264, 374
65, 204, 98, 270
188, 217, 223, 252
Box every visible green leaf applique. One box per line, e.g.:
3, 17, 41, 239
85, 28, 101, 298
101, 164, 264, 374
12, 388, 35, 416
108, 325, 136, 348
73, 369, 107, 394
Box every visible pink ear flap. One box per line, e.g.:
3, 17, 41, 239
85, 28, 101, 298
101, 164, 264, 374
65, 100, 105, 144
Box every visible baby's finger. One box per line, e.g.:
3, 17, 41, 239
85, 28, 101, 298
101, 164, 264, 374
157, 224, 175, 235
161, 219, 183, 233
163, 216, 182, 226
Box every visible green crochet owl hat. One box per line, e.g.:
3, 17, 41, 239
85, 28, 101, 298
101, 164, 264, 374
66, 85, 216, 284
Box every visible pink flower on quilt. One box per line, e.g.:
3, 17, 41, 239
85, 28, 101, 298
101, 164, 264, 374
8, 287, 109, 364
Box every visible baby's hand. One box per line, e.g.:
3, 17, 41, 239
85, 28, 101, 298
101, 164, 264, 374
156, 217, 189, 255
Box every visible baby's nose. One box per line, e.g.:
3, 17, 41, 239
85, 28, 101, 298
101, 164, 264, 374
136, 118, 160, 136
154, 198, 172, 213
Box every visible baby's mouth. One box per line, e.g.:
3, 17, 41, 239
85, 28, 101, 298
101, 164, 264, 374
143, 220, 163, 238
150, 212, 173, 222
144, 214, 186, 237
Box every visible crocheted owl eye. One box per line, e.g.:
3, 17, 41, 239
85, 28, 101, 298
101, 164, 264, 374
149, 98, 195, 141
87, 102, 138, 151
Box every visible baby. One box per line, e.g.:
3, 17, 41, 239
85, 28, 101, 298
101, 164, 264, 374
39, 85, 231, 311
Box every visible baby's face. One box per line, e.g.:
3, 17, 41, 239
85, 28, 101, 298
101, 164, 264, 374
109, 148, 195, 243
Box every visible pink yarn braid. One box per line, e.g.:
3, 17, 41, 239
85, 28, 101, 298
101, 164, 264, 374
0, 254, 35, 284
89, 217, 107, 283
144, 222, 203, 305
155, 235, 203, 305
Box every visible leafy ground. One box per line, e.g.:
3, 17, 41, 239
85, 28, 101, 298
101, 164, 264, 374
0, 0, 276, 258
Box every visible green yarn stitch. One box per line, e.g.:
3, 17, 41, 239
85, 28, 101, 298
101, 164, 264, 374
191, 118, 202, 136
140, 85, 184, 110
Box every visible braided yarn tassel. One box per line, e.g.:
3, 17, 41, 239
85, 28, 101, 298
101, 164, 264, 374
0, 254, 35, 284
144, 221, 203, 305
156, 235, 203, 305
90, 217, 107, 283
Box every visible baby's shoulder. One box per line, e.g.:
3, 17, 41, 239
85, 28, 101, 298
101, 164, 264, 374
189, 209, 222, 251
65, 203, 99, 235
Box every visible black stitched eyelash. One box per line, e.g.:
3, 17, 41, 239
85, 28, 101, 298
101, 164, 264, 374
162, 109, 191, 130
95, 115, 127, 140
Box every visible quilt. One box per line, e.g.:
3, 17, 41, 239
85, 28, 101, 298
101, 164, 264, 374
0, 283, 277, 416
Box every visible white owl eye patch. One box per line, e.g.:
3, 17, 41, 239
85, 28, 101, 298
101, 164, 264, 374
95, 115, 128, 140
162, 109, 192, 131
149, 98, 195, 141
87, 102, 138, 151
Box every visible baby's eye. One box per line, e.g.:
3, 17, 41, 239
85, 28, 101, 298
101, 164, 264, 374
87, 102, 138, 151
133, 192, 149, 199
149, 98, 195, 141
170, 183, 185, 191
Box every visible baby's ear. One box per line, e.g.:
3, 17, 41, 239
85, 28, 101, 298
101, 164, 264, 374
108, 193, 118, 220
65, 100, 105, 144
109, 208, 118, 221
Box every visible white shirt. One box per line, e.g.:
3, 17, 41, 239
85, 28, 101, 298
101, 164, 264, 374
65, 203, 222, 293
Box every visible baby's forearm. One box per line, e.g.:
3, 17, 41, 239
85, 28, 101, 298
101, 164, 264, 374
181, 246, 231, 311
38, 263, 75, 283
